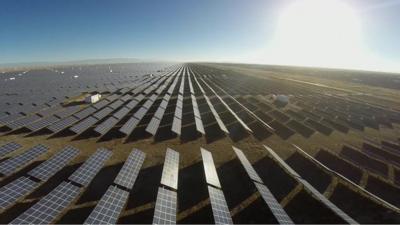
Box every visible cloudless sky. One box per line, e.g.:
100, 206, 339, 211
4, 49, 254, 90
1, 0, 399, 72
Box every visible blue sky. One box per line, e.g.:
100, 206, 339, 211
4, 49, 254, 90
1, 0, 399, 71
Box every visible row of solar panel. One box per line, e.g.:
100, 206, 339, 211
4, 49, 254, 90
2, 66, 267, 142
0, 64, 178, 116
0, 68, 176, 135
0, 140, 360, 224
45, 71, 174, 135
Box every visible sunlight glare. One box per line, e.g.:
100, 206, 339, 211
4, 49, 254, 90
264, 0, 379, 70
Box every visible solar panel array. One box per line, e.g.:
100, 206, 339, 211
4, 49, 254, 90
263, 145, 358, 225
119, 75, 171, 136
47, 116, 79, 133
153, 187, 178, 225
84, 186, 129, 224
171, 71, 184, 135
192, 74, 229, 134
69, 148, 112, 186
233, 146, 293, 224
160, 148, 180, 190
69, 116, 98, 134
300, 180, 358, 224
28, 146, 79, 181
26, 115, 59, 132
208, 185, 233, 225
144, 73, 176, 135
73, 107, 97, 120
152, 147, 181, 225
1, 63, 393, 223
0, 177, 39, 210
54, 105, 80, 119
200, 77, 253, 133
36, 105, 62, 117
6, 114, 41, 130
0, 144, 48, 176
232, 146, 263, 183
94, 116, 119, 135
201, 148, 221, 188
114, 149, 146, 190
0, 63, 174, 119
113, 107, 130, 120
0, 142, 22, 157
201, 148, 233, 224
11, 181, 80, 224
255, 182, 294, 224
93, 107, 113, 120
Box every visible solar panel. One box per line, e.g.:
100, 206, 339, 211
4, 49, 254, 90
134, 107, 148, 120
0, 142, 22, 158
163, 94, 171, 102
201, 77, 254, 133
109, 100, 124, 109
47, 116, 78, 133
73, 107, 96, 120
7, 114, 41, 130
188, 76, 194, 94
171, 117, 181, 135
0, 113, 24, 125
167, 84, 175, 94
142, 100, 153, 110
263, 145, 358, 224
177, 95, 183, 103
174, 108, 182, 119
105, 94, 119, 102
69, 116, 98, 134
149, 94, 158, 102
84, 186, 129, 224
232, 146, 263, 183
120, 94, 132, 102
201, 148, 221, 188
114, 149, 146, 190
195, 117, 205, 134
208, 185, 233, 225
119, 117, 140, 135
179, 79, 185, 94
37, 105, 62, 117
146, 117, 161, 135
154, 107, 166, 120
113, 107, 130, 120
300, 179, 358, 224
135, 94, 145, 102
11, 181, 80, 224
263, 145, 300, 178
204, 96, 229, 133
125, 99, 139, 109
0, 144, 48, 176
160, 100, 168, 109
152, 187, 177, 225
254, 182, 294, 224
69, 148, 112, 186
26, 115, 59, 131
28, 146, 79, 181
0, 177, 39, 210
54, 105, 80, 118
193, 107, 200, 119
160, 148, 180, 190
93, 107, 113, 120
93, 100, 109, 109
176, 100, 183, 110
94, 117, 119, 135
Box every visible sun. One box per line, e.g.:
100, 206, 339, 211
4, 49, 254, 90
265, 0, 369, 69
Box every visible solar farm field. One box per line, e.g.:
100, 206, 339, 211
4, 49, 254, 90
0, 62, 400, 224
